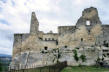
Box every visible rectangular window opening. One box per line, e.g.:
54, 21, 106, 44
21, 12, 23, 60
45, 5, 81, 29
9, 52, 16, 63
86, 20, 90, 25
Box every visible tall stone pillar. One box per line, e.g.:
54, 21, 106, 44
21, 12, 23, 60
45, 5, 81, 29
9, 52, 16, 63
30, 12, 39, 34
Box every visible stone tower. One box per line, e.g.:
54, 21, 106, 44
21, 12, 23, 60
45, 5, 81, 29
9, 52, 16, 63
76, 7, 102, 33
76, 7, 102, 27
30, 12, 39, 34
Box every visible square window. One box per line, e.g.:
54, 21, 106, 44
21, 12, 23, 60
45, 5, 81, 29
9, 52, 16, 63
86, 20, 90, 25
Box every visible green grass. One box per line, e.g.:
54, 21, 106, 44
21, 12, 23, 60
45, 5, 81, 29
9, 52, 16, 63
61, 66, 109, 72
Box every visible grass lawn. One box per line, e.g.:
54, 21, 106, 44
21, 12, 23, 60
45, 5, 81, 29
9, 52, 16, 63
61, 66, 109, 72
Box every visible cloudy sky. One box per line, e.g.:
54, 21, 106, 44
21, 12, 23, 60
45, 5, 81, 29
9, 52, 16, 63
0, 0, 109, 55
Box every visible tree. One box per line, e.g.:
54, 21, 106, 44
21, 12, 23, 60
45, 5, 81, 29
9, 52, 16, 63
0, 61, 2, 71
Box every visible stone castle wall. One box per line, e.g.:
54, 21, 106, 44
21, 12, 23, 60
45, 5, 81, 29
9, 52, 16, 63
13, 7, 109, 57
11, 7, 109, 67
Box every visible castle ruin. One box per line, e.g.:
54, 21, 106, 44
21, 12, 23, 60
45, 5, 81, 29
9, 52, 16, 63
10, 7, 109, 68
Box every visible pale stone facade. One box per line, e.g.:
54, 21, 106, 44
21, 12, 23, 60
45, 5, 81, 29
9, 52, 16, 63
11, 7, 109, 68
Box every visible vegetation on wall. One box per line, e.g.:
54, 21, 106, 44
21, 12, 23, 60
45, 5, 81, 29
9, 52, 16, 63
73, 49, 87, 62
73, 50, 79, 62
80, 54, 86, 62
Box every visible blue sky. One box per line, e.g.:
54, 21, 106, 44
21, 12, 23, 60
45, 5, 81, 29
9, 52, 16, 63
0, 0, 109, 55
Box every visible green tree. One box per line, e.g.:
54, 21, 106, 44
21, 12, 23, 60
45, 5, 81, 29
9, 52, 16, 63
0, 62, 2, 71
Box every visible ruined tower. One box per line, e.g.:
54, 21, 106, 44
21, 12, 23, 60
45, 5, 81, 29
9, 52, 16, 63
30, 12, 39, 34
76, 7, 102, 26
76, 7, 102, 33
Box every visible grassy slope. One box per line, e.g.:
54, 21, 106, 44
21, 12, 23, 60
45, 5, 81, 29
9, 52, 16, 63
61, 66, 109, 72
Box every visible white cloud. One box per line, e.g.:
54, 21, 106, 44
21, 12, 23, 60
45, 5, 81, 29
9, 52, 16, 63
0, 0, 62, 55
0, 0, 109, 55
0, 47, 12, 54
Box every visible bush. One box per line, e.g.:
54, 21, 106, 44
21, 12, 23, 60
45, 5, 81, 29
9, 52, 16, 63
73, 50, 79, 62
80, 55, 86, 62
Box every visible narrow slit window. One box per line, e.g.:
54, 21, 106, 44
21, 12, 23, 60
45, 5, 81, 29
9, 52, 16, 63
81, 38, 83, 42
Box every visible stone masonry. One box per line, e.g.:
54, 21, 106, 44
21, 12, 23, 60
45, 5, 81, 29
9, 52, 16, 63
10, 7, 109, 69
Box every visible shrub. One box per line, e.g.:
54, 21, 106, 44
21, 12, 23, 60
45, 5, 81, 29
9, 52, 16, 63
73, 50, 79, 62
80, 55, 86, 62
